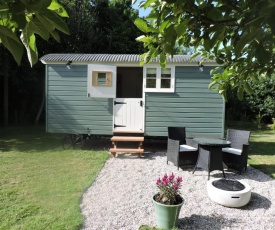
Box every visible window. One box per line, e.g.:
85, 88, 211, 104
161, 68, 171, 89
92, 71, 112, 87
146, 68, 157, 88
144, 66, 175, 92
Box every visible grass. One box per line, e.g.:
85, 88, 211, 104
0, 126, 109, 230
248, 129, 275, 178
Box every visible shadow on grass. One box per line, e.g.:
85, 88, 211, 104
250, 141, 275, 156
0, 126, 64, 152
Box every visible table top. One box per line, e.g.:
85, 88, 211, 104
193, 138, 231, 146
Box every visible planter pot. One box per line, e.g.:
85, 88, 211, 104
152, 194, 184, 230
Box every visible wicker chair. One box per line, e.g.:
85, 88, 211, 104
222, 129, 251, 174
167, 127, 199, 170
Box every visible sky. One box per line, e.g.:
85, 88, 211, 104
132, 0, 151, 17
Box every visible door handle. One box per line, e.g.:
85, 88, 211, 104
140, 100, 143, 106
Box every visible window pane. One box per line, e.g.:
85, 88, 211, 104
147, 68, 157, 75
146, 79, 156, 88
161, 68, 171, 79
98, 73, 106, 85
161, 79, 171, 88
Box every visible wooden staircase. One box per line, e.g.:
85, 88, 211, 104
109, 135, 144, 158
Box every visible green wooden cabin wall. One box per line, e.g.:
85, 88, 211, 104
46, 65, 113, 135
144, 66, 225, 138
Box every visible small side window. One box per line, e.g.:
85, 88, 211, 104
144, 66, 174, 93
92, 71, 112, 86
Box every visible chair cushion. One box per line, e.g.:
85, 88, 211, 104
180, 144, 197, 152
222, 147, 242, 156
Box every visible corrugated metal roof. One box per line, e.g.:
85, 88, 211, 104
40, 53, 214, 63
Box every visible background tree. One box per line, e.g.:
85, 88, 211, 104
226, 75, 275, 126
134, 0, 275, 99
0, 0, 144, 126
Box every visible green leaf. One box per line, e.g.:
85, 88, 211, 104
203, 38, 211, 52
0, 33, 23, 65
206, 7, 222, 21
136, 35, 152, 43
134, 18, 149, 33
49, 29, 60, 42
159, 20, 170, 33
208, 80, 217, 89
244, 82, 253, 94
144, 50, 153, 63
160, 52, 166, 66
10, 0, 25, 14
210, 67, 221, 75
190, 52, 200, 61
0, 25, 22, 44
144, 0, 156, 8
28, 18, 50, 40
48, 0, 69, 17
37, 9, 69, 35
210, 29, 225, 50
237, 86, 244, 100
35, 13, 55, 33
20, 31, 38, 67
174, 20, 188, 36
147, 25, 159, 33
11, 12, 26, 29
26, 0, 51, 11
235, 29, 259, 57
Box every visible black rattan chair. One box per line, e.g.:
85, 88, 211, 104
222, 129, 251, 174
167, 127, 199, 170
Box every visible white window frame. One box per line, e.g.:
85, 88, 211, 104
143, 65, 175, 93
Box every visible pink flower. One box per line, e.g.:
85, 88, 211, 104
156, 178, 161, 185
155, 173, 183, 205
162, 173, 168, 181
169, 173, 175, 181
173, 182, 178, 189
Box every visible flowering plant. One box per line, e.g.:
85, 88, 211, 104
154, 173, 183, 205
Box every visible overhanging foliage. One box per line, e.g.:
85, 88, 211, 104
0, 0, 69, 66
134, 0, 275, 99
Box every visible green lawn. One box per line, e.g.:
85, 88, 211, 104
249, 129, 275, 178
0, 125, 274, 230
0, 126, 109, 230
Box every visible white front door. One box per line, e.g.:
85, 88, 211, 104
113, 98, 144, 132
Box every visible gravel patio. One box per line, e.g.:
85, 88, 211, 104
80, 150, 275, 230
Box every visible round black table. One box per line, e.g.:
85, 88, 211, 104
192, 138, 231, 180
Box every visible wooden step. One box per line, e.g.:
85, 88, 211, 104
110, 135, 144, 158
111, 136, 144, 142
109, 148, 144, 158
109, 148, 144, 153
